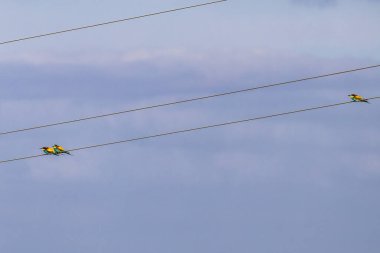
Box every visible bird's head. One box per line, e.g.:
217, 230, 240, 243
40, 147, 48, 150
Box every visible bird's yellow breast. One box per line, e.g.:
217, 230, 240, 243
46, 148, 55, 153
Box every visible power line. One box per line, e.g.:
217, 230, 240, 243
1, 64, 379, 136
1, 96, 378, 164
0, 0, 227, 45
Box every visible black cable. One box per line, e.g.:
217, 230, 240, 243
0, 0, 227, 45
1, 64, 379, 136
1, 97, 378, 164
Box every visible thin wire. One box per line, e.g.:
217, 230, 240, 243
1, 97, 378, 164
0, 0, 227, 45
1, 64, 379, 136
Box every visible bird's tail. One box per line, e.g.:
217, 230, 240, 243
362, 99, 370, 104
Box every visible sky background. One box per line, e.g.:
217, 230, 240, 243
0, 0, 379, 252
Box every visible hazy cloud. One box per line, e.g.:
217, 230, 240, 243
291, 0, 337, 7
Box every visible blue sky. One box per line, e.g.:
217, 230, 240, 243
0, 1, 379, 252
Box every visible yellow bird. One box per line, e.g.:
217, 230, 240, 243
348, 94, 369, 103
40, 147, 59, 156
53, 144, 72, 155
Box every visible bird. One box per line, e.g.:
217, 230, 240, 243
40, 146, 59, 156
348, 94, 369, 103
53, 144, 72, 155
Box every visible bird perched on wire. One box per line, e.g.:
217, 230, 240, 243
348, 94, 370, 103
41, 147, 59, 156
53, 144, 72, 155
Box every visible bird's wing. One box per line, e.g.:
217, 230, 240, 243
356, 95, 364, 100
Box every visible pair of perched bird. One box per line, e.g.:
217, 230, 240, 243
40, 145, 71, 156
348, 94, 369, 103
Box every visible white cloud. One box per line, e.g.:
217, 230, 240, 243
27, 153, 103, 181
